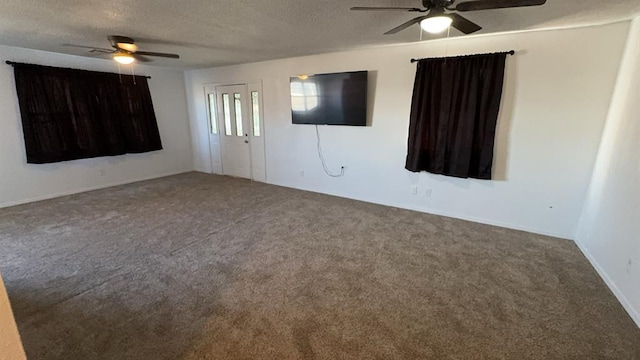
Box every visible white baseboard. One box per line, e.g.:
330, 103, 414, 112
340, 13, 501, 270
575, 240, 640, 328
266, 180, 573, 240
394, 202, 573, 240
3, 171, 636, 328
269, 179, 639, 328
0, 169, 192, 209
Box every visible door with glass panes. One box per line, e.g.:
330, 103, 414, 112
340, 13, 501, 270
216, 84, 251, 179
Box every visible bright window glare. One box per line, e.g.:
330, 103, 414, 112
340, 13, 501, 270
290, 81, 318, 111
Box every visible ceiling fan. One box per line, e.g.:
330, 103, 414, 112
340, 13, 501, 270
351, 0, 547, 35
65, 35, 180, 64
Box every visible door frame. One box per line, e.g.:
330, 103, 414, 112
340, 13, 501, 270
217, 84, 252, 179
203, 80, 267, 182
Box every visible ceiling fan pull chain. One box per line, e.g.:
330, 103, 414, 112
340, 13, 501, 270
445, 25, 451, 60
131, 65, 136, 85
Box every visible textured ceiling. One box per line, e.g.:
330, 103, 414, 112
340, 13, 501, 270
0, 0, 639, 69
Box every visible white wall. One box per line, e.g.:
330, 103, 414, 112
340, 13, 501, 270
0, 275, 26, 360
576, 17, 640, 327
0, 45, 193, 207
185, 22, 629, 239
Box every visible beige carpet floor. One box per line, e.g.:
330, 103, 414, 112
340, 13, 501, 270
0, 172, 638, 359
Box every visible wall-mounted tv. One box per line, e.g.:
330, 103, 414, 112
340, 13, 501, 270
290, 70, 367, 126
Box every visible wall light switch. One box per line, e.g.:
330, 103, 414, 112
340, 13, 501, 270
411, 185, 418, 195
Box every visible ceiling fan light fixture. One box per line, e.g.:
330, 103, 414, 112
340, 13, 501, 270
420, 16, 453, 34
113, 51, 135, 65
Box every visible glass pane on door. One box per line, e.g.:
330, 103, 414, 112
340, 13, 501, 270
234, 93, 243, 137
207, 93, 218, 134
222, 93, 232, 136
251, 91, 260, 136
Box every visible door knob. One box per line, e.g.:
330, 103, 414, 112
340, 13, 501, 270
244, 140, 249, 143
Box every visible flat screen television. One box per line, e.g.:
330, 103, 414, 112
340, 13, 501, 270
290, 70, 367, 126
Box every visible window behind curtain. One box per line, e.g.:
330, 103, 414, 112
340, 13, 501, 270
12, 63, 162, 164
405, 52, 508, 180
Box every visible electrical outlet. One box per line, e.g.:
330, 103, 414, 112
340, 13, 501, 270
299, 170, 305, 177
411, 185, 418, 195
424, 189, 432, 198
99, 169, 106, 177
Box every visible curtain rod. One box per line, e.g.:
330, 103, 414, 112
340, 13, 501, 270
5, 61, 152, 79
410, 50, 515, 63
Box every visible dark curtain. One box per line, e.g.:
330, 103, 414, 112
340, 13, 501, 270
13, 63, 162, 164
405, 52, 507, 180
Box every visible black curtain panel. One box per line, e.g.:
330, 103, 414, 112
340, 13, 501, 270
12, 63, 162, 164
405, 52, 508, 180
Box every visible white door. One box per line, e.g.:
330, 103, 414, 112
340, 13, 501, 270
216, 84, 251, 179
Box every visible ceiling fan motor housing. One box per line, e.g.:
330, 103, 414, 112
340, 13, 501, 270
425, 0, 455, 9
108, 35, 135, 48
